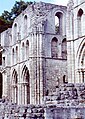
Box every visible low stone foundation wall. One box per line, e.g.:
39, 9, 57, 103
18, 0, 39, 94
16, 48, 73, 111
45, 105, 85, 119
1, 83, 85, 119
0, 99, 44, 119
44, 83, 85, 106
0, 100, 85, 119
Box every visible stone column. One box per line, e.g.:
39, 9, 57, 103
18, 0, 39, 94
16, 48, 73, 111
71, 40, 75, 83
67, 41, 72, 83
2, 71, 8, 97
82, 70, 84, 83
13, 86, 17, 103
29, 33, 36, 104
24, 84, 27, 105
11, 86, 14, 102
80, 70, 83, 83
84, 71, 85, 82
78, 71, 81, 83
58, 43, 62, 58
18, 83, 21, 105
36, 33, 40, 104
39, 31, 45, 104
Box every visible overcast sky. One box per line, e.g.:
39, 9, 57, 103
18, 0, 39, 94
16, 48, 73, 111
0, 0, 68, 15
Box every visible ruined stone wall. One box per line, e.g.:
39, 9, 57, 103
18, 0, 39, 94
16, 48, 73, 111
45, 106, 85, 119
0, 83, 85, 119
45, 59, 67, 95
0, 2, 67, 105
67, 0, 85, 83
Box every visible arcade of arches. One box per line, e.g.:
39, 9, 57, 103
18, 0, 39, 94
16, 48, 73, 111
12, 66, 30, 105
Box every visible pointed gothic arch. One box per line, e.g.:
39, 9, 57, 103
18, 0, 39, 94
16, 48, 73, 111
77, 40, 85, 83
51, 37, 58, 58
77, 8, 83, 36
24, 15, 28, 36
12, 69, 18, 103
21, 65, 30, 104
55, 12, 63, 34
13, 23, 18, 43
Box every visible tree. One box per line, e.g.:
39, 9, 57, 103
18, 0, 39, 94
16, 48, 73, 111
0, 17, 12, 33
1, 10, 12, 22
0, 0, 33, 33
11, 1, 32, 19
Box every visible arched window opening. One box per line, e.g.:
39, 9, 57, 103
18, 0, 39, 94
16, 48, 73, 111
2, 57, 5, 67
12, 70, 18, 103
0, 52, 2, 65
78, 42, 85, 83
51, 37, 58, 58
12, 48, 14, 64
24, 15, 27, 36
22, 66, 30, 104
63, 75, 68, 83
55, 12, 63, 34
0, 73, 2, 98
55, 16, 59, 33
16, 46, 18, 62
77, 9, 83, 36
62, 38, 67, 59
22, 42, 25, 61
13, 23, 17, 43
26, 40, 29, 59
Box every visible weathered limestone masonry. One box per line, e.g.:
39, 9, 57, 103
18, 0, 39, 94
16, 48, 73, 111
0, 2, 67, 105
0, 83, 85, 118
67, 0, 85, 83
0, 0, 85, 118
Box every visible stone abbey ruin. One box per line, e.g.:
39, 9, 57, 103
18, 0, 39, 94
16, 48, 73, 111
0, 0, 85, 118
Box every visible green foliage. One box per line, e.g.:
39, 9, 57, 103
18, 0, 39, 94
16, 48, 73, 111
0, 17, 12, 33
1, 10, 12, 22
0, 0, 33, 32
11, 1, 32, 19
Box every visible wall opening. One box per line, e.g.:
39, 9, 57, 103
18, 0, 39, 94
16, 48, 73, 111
51, 37, 58, 58
63, 75, 68, 83
77, 8, 83, 36
55, 12, 63, 34
62, 38, 67, 59
13, 23, 17, 43
22, 66, 30, 104
24, 15, 27, 36
3, 57, 5, 67
12, 69, 18, 103
55, 16, 59, 33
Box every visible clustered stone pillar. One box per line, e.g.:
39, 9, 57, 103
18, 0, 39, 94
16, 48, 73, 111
29, 25, 45, 105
